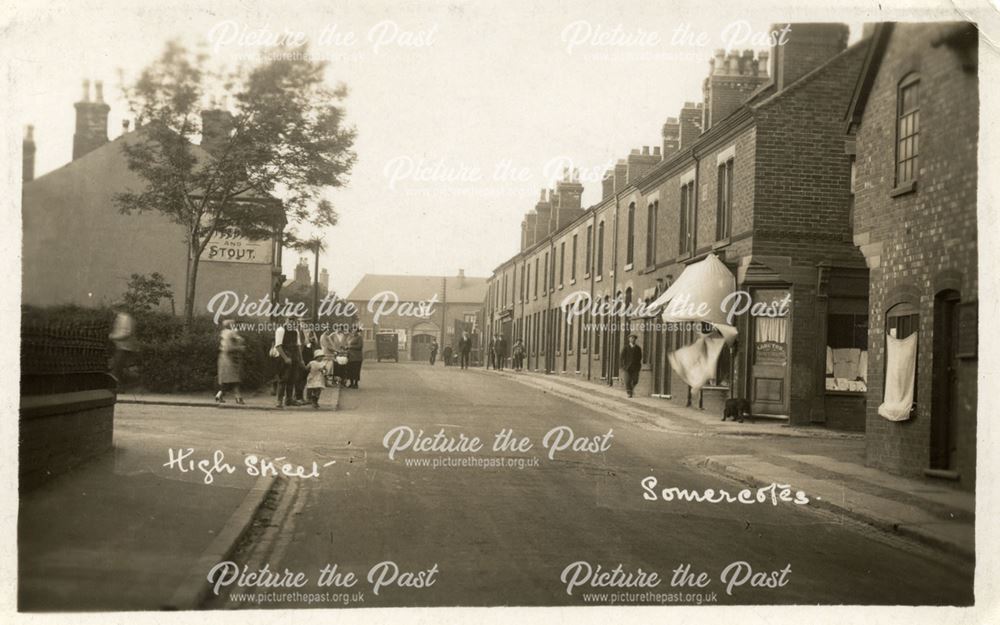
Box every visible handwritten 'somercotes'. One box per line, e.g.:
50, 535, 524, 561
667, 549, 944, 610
641, 476, 810, 506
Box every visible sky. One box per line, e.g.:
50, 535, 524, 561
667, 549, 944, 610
7, 0, 913, 298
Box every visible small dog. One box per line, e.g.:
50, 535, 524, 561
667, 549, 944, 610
722, 398, 753, 423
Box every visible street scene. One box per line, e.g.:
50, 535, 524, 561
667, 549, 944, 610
7, 1, 995, 623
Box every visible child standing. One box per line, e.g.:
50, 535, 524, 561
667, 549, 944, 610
305, 349, 330, 408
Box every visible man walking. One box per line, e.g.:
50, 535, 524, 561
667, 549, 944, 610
458, 331, 472, 369
430, 338, 439, 365
495, 334, 508, 371
620, 333, 642, 398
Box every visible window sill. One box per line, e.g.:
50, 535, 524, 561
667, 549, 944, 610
570, 278, 576, 285
642, 265, 656, 274
825, 390, 867, 397
702, 385, 731, 392
583, 273, 591, 280
712, 237, 731, 250
624, 263, 634, 272
595, 275, 603, 283
677, 251, 692, 262
890, 180, 917, 197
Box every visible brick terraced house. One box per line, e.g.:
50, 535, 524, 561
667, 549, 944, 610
846, 23, 978, 489
486, 23, 878, 430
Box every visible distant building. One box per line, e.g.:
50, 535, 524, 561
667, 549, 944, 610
847, 23, 978, 488
21, 79, 284, 314
347, 270, 487, 361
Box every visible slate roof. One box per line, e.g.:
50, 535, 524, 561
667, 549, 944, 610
347, 274, 488, 304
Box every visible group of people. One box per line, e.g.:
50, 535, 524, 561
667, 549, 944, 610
426, 331, 475, 368
485, 334, 525, 371
213, 316, 366, 408
272, 319, 365, 408
478, 331, 641, 399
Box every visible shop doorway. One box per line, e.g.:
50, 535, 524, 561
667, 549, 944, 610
750, 288, 791, 417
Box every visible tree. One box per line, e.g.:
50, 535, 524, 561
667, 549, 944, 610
122, 272, 174, 314
115, 40, 356, 325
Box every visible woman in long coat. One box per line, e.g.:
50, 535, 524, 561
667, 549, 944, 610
346, 327, 364, 389
215, 319, 245, 404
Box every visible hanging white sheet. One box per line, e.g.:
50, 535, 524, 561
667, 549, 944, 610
877, 332, 918, 421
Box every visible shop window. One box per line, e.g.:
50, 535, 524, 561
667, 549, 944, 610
826, 313, 869, 392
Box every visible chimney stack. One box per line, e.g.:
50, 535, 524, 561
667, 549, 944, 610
534, 189, 552, 241
73, 78, 110, 160
602, 170, 615, 200
661, 117, 680, 158
678, 102, 703, 149
23, 125, 36, 183
702, 48, 769, 130
523, 213, 538, 249
626, 147, 660, 183
201, 109, 236, 159
770, 23, 849, 92
553, 167, 584, 229
458, 268, 466, 287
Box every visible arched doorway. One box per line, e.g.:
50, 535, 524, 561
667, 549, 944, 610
410, 322, 440, 363
931, 290, 961, 470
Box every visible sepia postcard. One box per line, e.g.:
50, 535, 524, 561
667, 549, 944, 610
2, 0, 998, 623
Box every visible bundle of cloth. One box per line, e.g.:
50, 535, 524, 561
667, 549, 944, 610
646, 254, 738, 391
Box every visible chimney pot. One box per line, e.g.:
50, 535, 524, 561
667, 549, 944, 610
94, 80, 104, 103
23, 124, 36, 183
653, 146, 661, 156
630, 148, 640, 155
82, 79, 90, 102
642, 146, 650, 156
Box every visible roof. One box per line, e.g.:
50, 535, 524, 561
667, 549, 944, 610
347, 274, 488, 304
25, 124, 282, 206
845, 22, 976, 133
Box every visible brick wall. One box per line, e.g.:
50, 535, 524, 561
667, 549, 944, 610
753, 41, 868, 266
852, 23, 978, 489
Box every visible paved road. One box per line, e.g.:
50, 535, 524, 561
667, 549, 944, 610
121, 362, 972, 608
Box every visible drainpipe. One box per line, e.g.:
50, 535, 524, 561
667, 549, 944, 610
609, 191, 621, 387
587, 210, 597, 381
545, 236, 555, 373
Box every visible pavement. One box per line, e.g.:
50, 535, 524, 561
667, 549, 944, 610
480, 366, 974, 561
482, 366, 864, 440
116, 383, 342, 412
18, 382, 342, 611
18, 363, 974, 609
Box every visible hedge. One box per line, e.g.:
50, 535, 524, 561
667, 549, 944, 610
21, 305, 276, 393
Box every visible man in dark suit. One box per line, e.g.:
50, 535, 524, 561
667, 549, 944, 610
458, 331, 473, 369
494, 335, 508, 371
620, 333, 642, 398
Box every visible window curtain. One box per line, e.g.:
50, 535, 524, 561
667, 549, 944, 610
755, 317, 787, 344
878, 332, 918, 421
